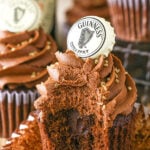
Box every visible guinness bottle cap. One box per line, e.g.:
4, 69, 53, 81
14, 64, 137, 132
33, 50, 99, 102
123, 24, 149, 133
0, 0, 42, 32
67, 16, 115, 58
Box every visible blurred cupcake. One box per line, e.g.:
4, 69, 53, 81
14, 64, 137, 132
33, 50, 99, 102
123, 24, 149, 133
107, 0, 150, 42
107, 0, 150, 106
0, 0, 57, 138
66, 0, 110, 26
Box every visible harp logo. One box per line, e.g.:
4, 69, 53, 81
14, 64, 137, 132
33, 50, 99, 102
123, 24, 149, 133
14, 7, 25, 23
67, 16, 106, 58
78, 27, 94, 49
0, 0, 41, 32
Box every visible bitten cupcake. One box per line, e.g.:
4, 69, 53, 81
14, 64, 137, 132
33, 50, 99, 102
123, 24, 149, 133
0, 0, 57, 138
34, 16, 138, 149
2, 16, 150, 150
107, 0, 150, 42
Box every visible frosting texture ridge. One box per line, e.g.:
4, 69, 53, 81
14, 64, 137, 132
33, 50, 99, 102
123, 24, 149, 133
35, 50, 137, 128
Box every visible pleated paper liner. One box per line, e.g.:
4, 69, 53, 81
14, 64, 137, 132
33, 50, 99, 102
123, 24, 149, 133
107, 0, 150, 42
1, 104, 150, 150
0, 89, 39, 138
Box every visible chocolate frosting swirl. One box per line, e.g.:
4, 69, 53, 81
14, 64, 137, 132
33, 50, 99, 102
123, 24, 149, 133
35, 50, 137, 128
0, 28, 57, 89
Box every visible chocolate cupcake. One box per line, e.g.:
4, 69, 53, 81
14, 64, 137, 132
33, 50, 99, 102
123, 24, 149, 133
0, 0, 57, 138
34, 50, 137, 149
107, 0, 150, 42
33, 16, 139, 149
0, 28, 57, 138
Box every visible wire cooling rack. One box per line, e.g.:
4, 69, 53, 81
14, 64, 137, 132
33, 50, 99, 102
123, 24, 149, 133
113, 40, 150, 106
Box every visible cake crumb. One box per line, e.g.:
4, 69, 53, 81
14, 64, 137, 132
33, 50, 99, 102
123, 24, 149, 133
115, 79, 119, 83
29, 51, 37, 56
21, 41, 28, 45
115, 68, 120, 73
95, 59, 98, 64
2, 66, 8, 69
11, 48, 16, 51
103, 63, 108, 67
31, 72, 36, 78
128, 86, 132, 91
28, 38, 33, 43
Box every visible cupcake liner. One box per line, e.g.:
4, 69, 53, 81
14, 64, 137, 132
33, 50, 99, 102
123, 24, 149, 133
0, 89, 39, 138
1, 104, 150, 149
107, 0, 150, 42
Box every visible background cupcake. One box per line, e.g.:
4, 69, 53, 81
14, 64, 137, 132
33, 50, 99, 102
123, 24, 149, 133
107, 0, 150, 106
107, 0, 150, 42
0, 0, 57, 138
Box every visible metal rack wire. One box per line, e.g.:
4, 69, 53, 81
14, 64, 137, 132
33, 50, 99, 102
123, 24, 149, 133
113, 40, 150, 106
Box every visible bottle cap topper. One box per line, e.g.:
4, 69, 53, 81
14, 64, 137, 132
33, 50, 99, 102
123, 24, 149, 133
0, 0, 42, 32
67, 16, 116, 59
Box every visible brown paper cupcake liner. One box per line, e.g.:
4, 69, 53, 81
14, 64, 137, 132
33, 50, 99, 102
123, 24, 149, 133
108, 0, 150, 42
1, 104, 150, 149
0, 89, 39, 138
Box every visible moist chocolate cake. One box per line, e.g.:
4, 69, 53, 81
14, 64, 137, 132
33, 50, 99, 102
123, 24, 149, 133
1, 104, 150, 150
34, 50, 137, 150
